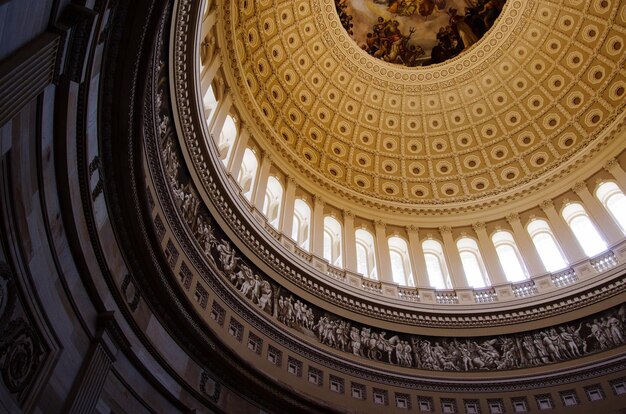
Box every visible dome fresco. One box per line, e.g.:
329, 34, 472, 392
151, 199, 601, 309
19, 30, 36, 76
334, 0, 507, 66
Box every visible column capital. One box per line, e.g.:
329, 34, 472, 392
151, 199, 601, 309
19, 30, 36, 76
572, 181, 587, 193
343, 209, 354, 219
539, 199, 554, 210
472, 221, 486, 232
604, 158, 619, 172
407, 224, 419, 233
506, 212, 520, 223
287, 175, 297, 186
439, 225, 452, 234
374, 219, 386, 229
262, 152, 272, 163
313, 194, 325, 206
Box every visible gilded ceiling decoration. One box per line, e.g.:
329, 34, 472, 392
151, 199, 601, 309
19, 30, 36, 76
226, 0, 626, 211
334, 0, 507, 67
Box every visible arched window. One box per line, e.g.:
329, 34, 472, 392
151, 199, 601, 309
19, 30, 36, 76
457, 237, 489, 288
492, 231, 528, 282
203, 84, 218, 126
217, 115, 237, 165
355, 229, 377, 279
262, 177, 283, 229
292, 199, 311, 250
236, 148, 258, 201
562, 203, 607, 257
421, 239, 451, 289
596, 181, 626, 235
388, 236, 414, 286
527, 219, 568, 272
323, 217, 343, 267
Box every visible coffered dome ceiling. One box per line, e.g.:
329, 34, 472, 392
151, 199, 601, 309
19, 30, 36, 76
225, 0, 626, 214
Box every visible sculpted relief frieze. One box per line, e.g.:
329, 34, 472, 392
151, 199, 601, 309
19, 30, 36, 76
158, 108, 626, 372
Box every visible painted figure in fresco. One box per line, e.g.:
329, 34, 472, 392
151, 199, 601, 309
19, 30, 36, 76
448, 8, 478, 48
418, 0, 436, 17
362, 17, 424, 66
335, 0, 506, 67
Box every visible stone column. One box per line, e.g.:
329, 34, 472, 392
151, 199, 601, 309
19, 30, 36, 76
472, 222, 508, 285
252, 153, 271, 211
227, 125, 250, 179
572, 181, 623, 245
280, 177, 297, 238
200, 54, 221, 99
406, 226, 430, 288
343, 210, 357, 272
506, 213, 545, 276
439, 226, 468, 289
374, 221, 394, 283
540, 199, 586, 263
209, 89, 232, 142
604, 158, 626, 193
311, 196, 325, 257
201, 7, 217, 39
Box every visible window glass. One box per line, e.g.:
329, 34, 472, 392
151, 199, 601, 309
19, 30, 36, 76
527, 219, 568, 271
237, 149, 258, 201
457, 238, 489, 288
562, 203, 606, 256
262, 177, 283, 228
218, 115, 237, 165
596, 182, 626, 234
292, 199, 311, 250
323, 217, 343, 267
422, 239, 450, 289
355, 229, 377, 279
492, 231, 527, 282
388, 236, 414, 286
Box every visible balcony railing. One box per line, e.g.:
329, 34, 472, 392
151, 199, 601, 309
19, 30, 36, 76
474, 288, 497, 303
512, 280, 538, 298
551, 268, 578, 288
590, 250, 618, 272
398, 287, 420, 302
436, 290, 459, 304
